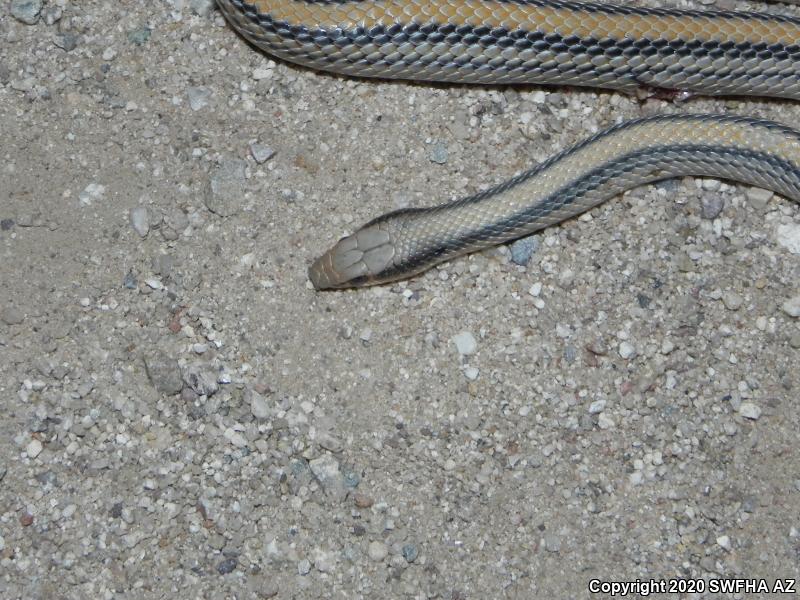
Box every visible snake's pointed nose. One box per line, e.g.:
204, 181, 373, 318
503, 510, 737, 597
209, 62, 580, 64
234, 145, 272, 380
308, 224, 396, 290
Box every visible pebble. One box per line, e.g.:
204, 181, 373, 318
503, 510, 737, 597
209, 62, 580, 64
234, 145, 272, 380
722, 291, 743, 311
588, 399, 606, 414
528, 282, 542, 297
776, 223, 800, 255
78, 183, 106, 206
746, 187, 773, 209
189, 0, 216, 16
543, 534, 561, 553
1, 306, 24, 325
402, 543, 419, 563
11, 0, 43, 24
598, 413, 615, 430
618, 342, 636, 359
187, 86, 212, 111
128, 27, 151, 46
129, 206, 149, 237
429, 141, 448, 164
249, 142, 275, 164
183, 365, 219, 397
26, 438, 43, 458
309, 454, 347, 500
297, 559, 311, 575
701, 195, 724, 219
463, 366, 479, 380
738, 402, 761, 420
217, 558, 237, 575
206, 160, 247, 216
510, 236, 539, 266
143, 353, 183, 395
716, 535, 732, 551
312, 548, 336, 573
782, 296, 800, 318
368, 541, 388, 561
250, 390, 270, 419
452, 331, 477, 355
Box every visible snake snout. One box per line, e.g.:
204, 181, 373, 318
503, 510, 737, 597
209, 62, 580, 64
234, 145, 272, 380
308, 223, 396, 290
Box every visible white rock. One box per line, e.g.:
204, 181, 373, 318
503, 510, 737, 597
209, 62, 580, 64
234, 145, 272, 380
782, 296, 800, 318
26, 438, 43, 458
588, 399, 606, 414
777, 223, 800, 254
618, 341, 636, 359
716, 535, 732, 551
452, 331, 477, 355
368, 541, 388, 561
738, 402, 761, 420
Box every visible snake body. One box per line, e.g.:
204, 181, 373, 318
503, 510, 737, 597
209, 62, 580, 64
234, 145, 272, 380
216, 0, 800, 288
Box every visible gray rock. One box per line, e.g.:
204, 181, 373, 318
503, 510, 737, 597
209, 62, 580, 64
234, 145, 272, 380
701, 195, 724, 220
205, 159, 247, 217
782, 295, 800, 318
11, 0, 43, 24
1, 307, 24, 325
143, 353, 183, 395
249, 143, 275, 164
368, 541, 388, 561
429, 141, 448, 164
510, 236, 539, 266
452, 331, 477, 355
309, 454, 346, 500
183, 364, 220, 397
189, 0, 217, 16
130, 206, 149, 237
250, 390, 270, 419
187, 86, 212, 111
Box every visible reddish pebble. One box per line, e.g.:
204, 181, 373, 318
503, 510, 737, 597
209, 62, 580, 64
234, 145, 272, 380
20, 512, 33, 527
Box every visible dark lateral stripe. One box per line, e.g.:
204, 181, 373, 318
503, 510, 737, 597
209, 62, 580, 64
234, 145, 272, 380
375, 142, 800, 279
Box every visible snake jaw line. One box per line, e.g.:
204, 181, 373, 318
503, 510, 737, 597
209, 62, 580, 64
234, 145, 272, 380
308, 223, 397, 290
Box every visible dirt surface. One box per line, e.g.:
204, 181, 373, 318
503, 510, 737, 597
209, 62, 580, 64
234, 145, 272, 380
2, 0, 800, 598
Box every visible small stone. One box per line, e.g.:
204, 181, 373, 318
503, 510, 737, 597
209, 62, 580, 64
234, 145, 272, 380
249, 143, 275, 164
189, 0, 217, 16
510, 236, 539, 266
20, 512, 33, 527
746, 187, 773, 209
452, 331, 477, 355
701, 195, 724, 219
309, 454, 346, 499
543, 534, 561, 553
588, 399, 606, 414
78, 183, 106, 206
187, 86, 212, 111
618, 341, 636, 359
528, 282, 543, 297
297, 559, 311, 575
217, 557, 237, 575
0, 219, 14, 231
463, 366, 479, 380
701, 178, 721, 192
143, 353, 183, 395
777, 223, 800, 255
127, 27, 151, 45
722, 291, 743, 310
429, 141, 448, 164
716, 535, 732, 551
598, 413, 615, 429
129, 206, 149, 237
368, 541, 388, 561
54, 32, 79, 51
782, 296, 800, 318
402, 544, 419, 563
353, 493, 373, 508
312, 548, 336, 573
250, 390, 270, 419
1, 307, 24, 325
26, 438, 43, 458
205, 159, 247, 217
183, 365, 219, 397
738, 402, 761, 420
11, 0, 43, 25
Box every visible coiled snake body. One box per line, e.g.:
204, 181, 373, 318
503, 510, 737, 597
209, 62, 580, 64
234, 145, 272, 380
217, 0, 800, 289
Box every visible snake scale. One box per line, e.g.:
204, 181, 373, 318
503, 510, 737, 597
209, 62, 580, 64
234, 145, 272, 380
216, 0, 800, 289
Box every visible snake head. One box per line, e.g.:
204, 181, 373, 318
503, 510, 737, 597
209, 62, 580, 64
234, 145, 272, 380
308, 223, 397, 290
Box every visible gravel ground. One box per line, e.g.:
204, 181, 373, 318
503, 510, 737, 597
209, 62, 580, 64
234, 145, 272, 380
2, 0, 800, 598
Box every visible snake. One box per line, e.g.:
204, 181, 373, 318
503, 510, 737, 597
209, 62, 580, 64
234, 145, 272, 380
216, 0, 800, 289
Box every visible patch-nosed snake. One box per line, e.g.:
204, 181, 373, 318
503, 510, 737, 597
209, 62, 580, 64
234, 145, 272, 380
216, 0, 800, 289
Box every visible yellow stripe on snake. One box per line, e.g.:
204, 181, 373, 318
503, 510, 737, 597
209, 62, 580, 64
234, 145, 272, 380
216, 0, 800, 289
